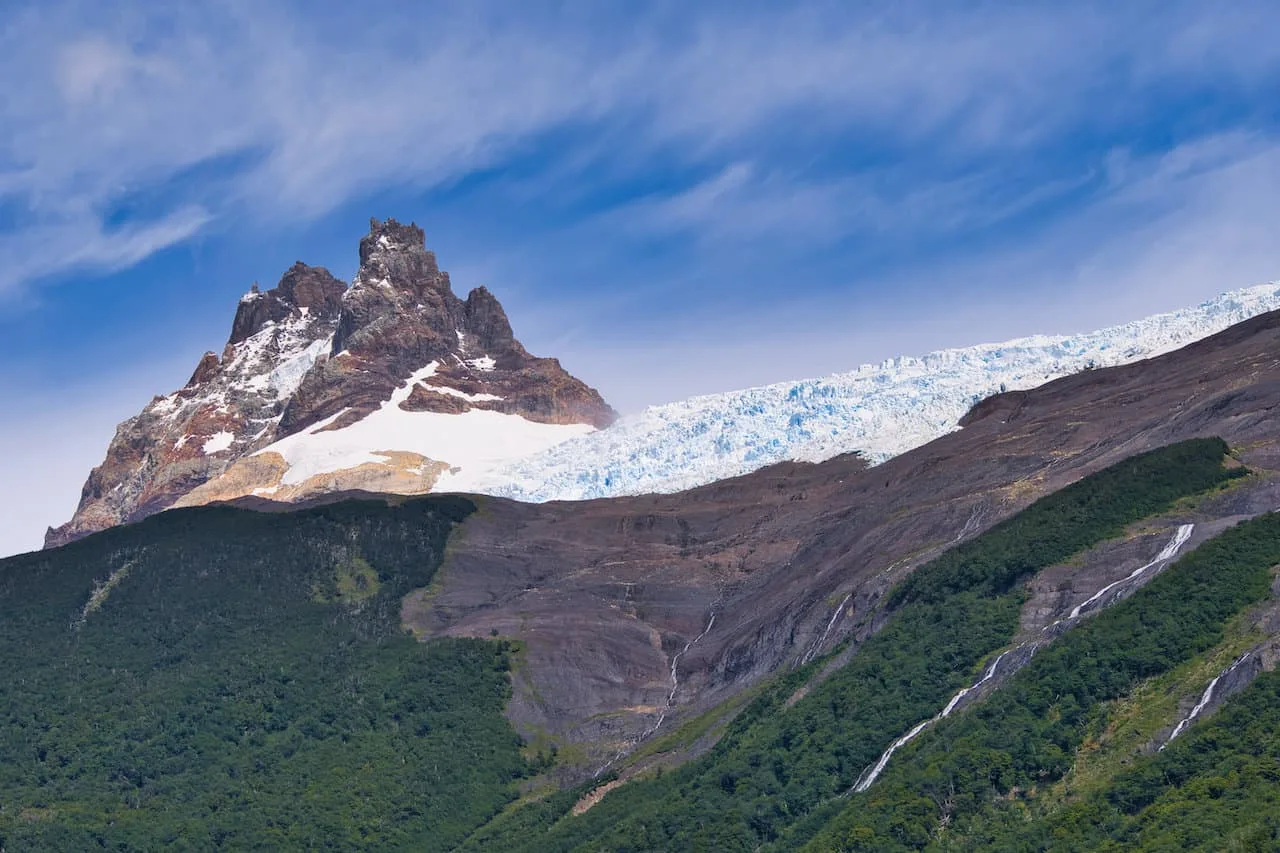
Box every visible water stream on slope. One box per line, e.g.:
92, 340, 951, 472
853, 650, 1011, 793
802, 594, 852, 666
1068, 524, 1194, 619
852, 523, 1196, 793
1161, 653, 1251, 749
592, 612, 717, 777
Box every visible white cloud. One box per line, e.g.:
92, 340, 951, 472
2, 1, 1280, 557
597, 157, 1098, 253
0, 207, 212, 296
520, 131, 1280, 412
55, 36, 170, 104
2, 1, 1278, 293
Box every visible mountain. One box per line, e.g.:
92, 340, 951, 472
484, 282, 1280, 501
8, 301, 1280, 849
460, 439, 1280, 851
44, 218, 615, 548
47, 216, 1280, 549
3, 496, 530, 850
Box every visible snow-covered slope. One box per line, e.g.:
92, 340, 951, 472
47, 231, 1280, 549
239, 362, 595, 498
480, 283, 1280, 502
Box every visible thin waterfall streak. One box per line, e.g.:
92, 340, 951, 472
1070, 524, 1193, 619
854, 650, 1012, 793
802, 593, 852, 665
855, 524, 1198, 792
593, 611, 717, 777
940, 650, 1010, 718
1162, 653, 1251, 750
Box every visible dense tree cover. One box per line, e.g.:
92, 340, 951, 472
891, 438, 1244, 606
462, 438, 1242, 851
804, 509, 1280, 851
459, 780, 603, 851
932, 667, 1280, 852
1071, 668, 1280, 852
0, 497, 534, 851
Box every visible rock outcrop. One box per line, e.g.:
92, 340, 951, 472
46, 218, 615, 548
281, 219, 613, 436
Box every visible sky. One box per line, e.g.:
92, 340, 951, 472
2, 0, 1280, 556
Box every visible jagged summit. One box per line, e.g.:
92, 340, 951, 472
48, 216, 1280, 550
282, 218, 612, 437
358, 216, 427, 264
46, 219, 616, 548
230, 263, 346, 345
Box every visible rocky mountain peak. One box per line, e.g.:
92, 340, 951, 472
359, 216, 425, 261
330, 218, 458, 359
185, 351, 221, 388
464, 286, 519, 355
277, 262, 348, 313
46, 218, 616, 548
354, 217, 446, 296
229, 263, 346, 345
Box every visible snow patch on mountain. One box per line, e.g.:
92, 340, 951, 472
233, 314, 334, 402
140, 308, 334, 436
483, 283, 1280, 502
421, 384, 504, 403
253, 362, 595, 491
202, 431, 235, 455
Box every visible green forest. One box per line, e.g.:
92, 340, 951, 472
0, 497, 535, 851
918, 665, 1280, 852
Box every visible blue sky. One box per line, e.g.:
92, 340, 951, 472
2, 1, 1280, 555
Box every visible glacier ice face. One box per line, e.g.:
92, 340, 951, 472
478, 283, 1280, 502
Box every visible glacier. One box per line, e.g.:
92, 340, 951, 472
479, 283, 1280, 502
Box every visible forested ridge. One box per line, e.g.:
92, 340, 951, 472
0, 497, 536, 851
805, 505, 1280, 850
914, 666, 1280, 852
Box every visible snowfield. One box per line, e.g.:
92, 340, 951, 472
474, 283, 1280, 502
253, 363, 596, 491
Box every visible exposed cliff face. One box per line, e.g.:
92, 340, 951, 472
46, 218, 615, 548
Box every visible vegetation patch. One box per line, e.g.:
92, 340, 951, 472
1040, 608, 1267, 810
312, 554, 381, 606
76, 559, 134, 627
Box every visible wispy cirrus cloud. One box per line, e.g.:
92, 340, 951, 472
3, 1, 1279, 296
0, 206, 212, 295
539, 133, 1280, 413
